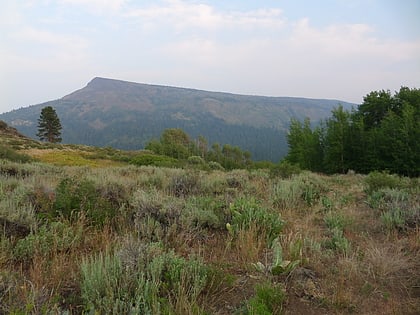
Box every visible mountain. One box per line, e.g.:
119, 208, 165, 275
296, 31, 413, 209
0, 77, 356, 161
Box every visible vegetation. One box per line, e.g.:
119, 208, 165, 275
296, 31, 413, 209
0, 77, 354, 161
145, 128, 252, 170
0, 143, 418, 314
36, 106, 62, 143
0, 85, 418, 314
286, 87, 420, 176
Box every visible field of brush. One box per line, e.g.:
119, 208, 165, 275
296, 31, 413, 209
0, 147, 419, 314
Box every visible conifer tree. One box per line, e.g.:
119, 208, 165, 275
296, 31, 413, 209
37, 106, 62, 143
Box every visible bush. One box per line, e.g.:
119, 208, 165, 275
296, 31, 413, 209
13, 221, 83, 263
228, 197, 284, 244
243, 282, 285, 315
130, 154, 180, 168
208, 161, 224, 171
364, 171, 404, 194
169, 171, 200, 197
54, 177, 117, 226
0, 145, 33, 163
368, 188, 420, 232
182, 196, 227, 230
270, 161, 301, 179
81, 243, 208, 314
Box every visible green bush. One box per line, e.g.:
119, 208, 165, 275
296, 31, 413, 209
182, 196, 227, 230
270, 161, 301, 179
366, 187, 419, 232
54, 177, 116, 226
364, 171, 403, 194
81, 243, 208, 314
13, 221, 83, 263
169, 171, 200, 197
243, 282, 285, 315
323, 228, 351, 254
130, 154, 180, 168
229, 197, 284, 244
208, 161, 224, 171
0, 145, 33, 163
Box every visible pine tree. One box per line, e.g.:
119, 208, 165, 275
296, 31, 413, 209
37, 106, 62, 143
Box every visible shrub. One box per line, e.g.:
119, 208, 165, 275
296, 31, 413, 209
271, 173, 327, 210
364, 171, 404, 194
243, 282, 285, 315
228, 197, 284, 245
366, 188, 419, 232
13, 221, 83, 263
54, 177, 117, 226
208, 161, 224, 171
270, 161, 301, 179
323, 228, 351, 254
130, 154, 179, 168
168, 171, 200, 197
81, 243, 208, 314
0, 145, 33, 163
182, 196, 227, 230
187, 155, 206, 165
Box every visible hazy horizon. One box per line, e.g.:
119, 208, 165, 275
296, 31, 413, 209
1, 0, 419, 114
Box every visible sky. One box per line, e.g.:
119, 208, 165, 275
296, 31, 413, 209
1, 0, 420, 114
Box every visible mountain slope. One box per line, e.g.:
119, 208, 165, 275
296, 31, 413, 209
0, 77, 356, 161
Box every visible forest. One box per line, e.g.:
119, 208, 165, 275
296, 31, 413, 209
285, 87, 419, 177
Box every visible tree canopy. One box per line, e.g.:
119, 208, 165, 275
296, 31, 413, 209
37, 106, 62, 143
145, 128, 252, 170
285, 87, 419, 177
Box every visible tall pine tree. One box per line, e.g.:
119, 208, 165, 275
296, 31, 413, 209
37, 106, 62, 143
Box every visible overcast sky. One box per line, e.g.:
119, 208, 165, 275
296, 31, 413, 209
1, 0, 419, 114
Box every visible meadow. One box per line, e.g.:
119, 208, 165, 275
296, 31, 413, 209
0, 141, 419, 314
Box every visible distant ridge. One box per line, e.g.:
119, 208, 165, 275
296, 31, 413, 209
0, 77, 356, 161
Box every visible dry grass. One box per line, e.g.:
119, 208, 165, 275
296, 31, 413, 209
1, 156, 419, 314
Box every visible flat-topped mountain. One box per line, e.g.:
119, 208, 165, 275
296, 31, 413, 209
0, 77, 355, 161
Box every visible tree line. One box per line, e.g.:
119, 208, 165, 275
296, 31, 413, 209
285, 87, 419, 177
145, 128, 252, 170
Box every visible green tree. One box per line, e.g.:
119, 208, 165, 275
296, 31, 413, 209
358, 90, 393, 130
37, 106, 62, 143
285, 118, 322, 171
323, 105, 351, 173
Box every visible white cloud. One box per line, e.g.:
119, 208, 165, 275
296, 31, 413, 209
126, 0, 285, 32
59, 0, 127, 14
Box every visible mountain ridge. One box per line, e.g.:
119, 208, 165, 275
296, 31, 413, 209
0, 77, 356, 161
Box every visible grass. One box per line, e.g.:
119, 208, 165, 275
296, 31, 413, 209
0, 145, 419, 314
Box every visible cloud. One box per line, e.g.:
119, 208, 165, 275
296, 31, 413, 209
126, 0, 285, 32
158, 14, 420, 102
59, 0, 127, 14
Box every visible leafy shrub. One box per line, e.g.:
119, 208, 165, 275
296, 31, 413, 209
324, 211, 351, 231
169, 171, 200, 197
13, 221, 83, 263
54, 177, 116, 226
187, 155, 206, 165
208, 161, 224, 171
323, 228, 351, 254
131, 189, 182, 231
242, 282, 285, 315
182, 196, 227, 229
270, 161, 301, 179
271, 173, 327, 210
364, 171, 404, 194
81, 243, 208, 314
130, 154, 179, 168
228, 197, 284, 244
0, 145, 33, 163
366, 187, 419, 232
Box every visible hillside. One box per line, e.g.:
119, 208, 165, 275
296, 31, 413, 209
0, 77, 356, 161
0, 155, 418, 314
